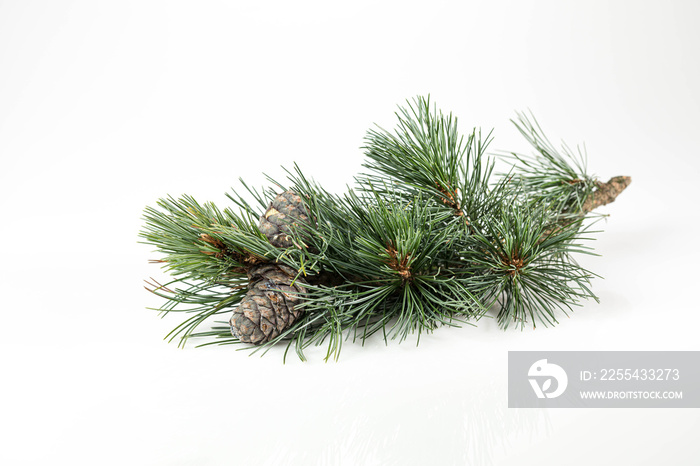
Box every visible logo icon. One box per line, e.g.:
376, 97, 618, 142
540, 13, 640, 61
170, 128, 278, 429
528, 359, 568, 399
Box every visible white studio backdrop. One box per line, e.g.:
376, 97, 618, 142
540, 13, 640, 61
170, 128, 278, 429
1, 1, 699, 465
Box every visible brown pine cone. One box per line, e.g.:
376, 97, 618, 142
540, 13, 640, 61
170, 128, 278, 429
258, 191, 310, 248
229, 263, 307, 345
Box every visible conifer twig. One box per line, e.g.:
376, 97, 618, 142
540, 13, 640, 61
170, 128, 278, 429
140, 96, 631, 359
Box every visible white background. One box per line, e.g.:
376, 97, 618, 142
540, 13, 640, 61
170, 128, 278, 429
1, 1, 699, 465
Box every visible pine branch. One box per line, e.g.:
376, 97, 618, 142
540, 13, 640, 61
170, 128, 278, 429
139, 96, 631, 359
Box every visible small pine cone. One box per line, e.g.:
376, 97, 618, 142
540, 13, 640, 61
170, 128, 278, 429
230, 263, 307, 345
259, 191, 310, 248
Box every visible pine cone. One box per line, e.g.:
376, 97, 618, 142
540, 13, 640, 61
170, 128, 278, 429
230, 263, 307, 345
259, 191, 310, 248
